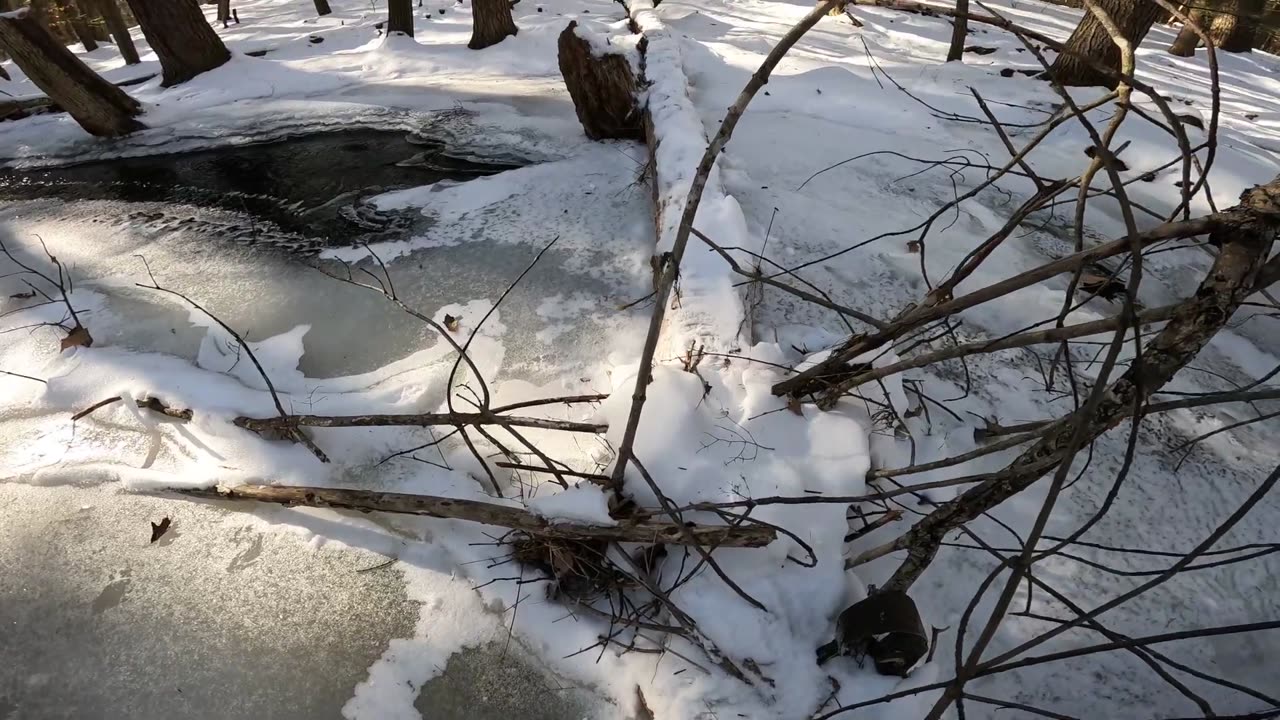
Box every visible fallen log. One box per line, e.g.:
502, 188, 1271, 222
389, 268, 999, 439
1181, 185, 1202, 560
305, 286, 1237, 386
233, 411, 606, 435
173, 484, 778, 547
74, 395, 608, 435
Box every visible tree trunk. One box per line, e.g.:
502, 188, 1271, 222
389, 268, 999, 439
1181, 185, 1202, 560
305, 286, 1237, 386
1049, 0, 1164, 87
0, 8, 143, 136
86, 2, 110, 43
126, 0, 229, 86
27, 0, 52, 27
946, 0, 968, 61
1168, 8, 1203, 55
216, 0, 229, 27
1217, 0, 1264, 50
55, 0, 99, 51
469, 0, 517, 49
557, 21, 643, 140
90, 0, 139, 64
387, 0, 413, 36
313, 0, 331, 16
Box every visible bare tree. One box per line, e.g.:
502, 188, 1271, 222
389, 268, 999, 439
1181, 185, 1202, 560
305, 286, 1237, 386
1050, 0, 1163, 86
216, 0, 229, 28
387, 0, 412, 36
126, 0, 229, 86
0, 8, 143, 135
946, 0, 968, 61
89, 0, 140, 64
469, 0, 517, 49
313, 0, 331, 17
54, 0, 98, 51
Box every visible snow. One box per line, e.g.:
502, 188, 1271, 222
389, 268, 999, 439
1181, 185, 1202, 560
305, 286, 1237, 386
573, 18, 643, 73
527, 483, 617, 524
4, 0, 1280, 717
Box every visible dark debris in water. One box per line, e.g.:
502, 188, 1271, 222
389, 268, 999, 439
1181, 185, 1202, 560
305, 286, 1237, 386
0, 129, 527, 257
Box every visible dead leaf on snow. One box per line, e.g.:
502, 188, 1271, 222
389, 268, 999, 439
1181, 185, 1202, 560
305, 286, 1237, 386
444, 314, 460, 332
150, 517, 172, 543
9, 291, 36, 300
787, 396, 804, 417
60, 324, 93, 352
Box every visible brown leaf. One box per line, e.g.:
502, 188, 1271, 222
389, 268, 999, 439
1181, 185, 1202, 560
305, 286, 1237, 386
1078, 272, 1126, 301
60, 324, 93, 352
1083, 145, 1130, 171
444, 314, 460, 332
787, 396, 804, 417
9, 291, 36, 300
150, 517, 172, 543
906, 240, 921, 254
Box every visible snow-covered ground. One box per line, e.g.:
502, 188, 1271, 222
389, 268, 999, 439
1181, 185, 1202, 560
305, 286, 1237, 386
2, 0, 1279, 717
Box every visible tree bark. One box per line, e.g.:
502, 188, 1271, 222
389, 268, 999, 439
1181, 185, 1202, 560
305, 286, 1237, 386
1214, 0, 1264, 50
85, 0, 110, 43
1049, 0, 1163, 87
126, 0, 229, 86
1168, 8, 1203, 55
55, 0, 99, 51
878, 175, 1280, 592
469, 0, 517, 49
216, 0, 229, 27
0, 8, 143, 136
174, 484, 778, 548
313, 0, 331, 16
946, 0, 968, 61
90, 0, 139, 64
557, 21, 643, 140
387, 0, 413, 36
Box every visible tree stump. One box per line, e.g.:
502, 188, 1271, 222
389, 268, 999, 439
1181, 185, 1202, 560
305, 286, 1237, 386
0, 8, 143, 136
557, 21, 642, 141
469, 0, 517, 49
126, 0, 229, 86
89, 0, 140, 65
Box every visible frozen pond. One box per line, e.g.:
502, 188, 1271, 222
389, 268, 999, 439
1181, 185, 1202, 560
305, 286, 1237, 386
0, 127, 654, 379
0, 125, 654, 719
